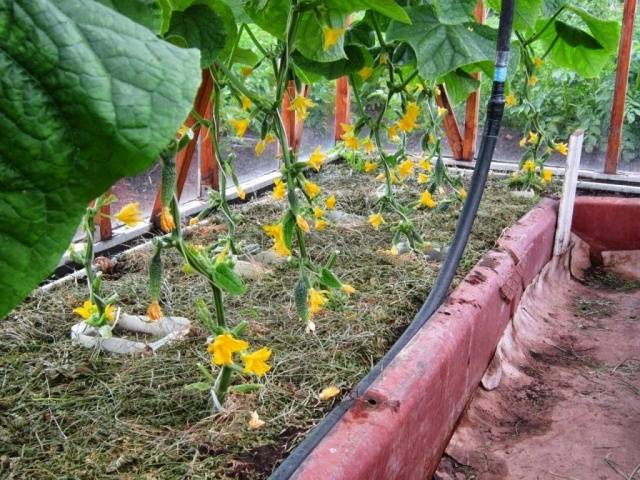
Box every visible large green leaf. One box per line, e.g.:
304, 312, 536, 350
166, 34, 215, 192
166, 4, 227, 67
536, 6, 620, 78
96, 0, 163, 33
487, 0, 543, 32
0, 0, 201, 318
387, 5, 495, 80
425, 0, 477, 25
292, 46, 367, 81
325, 0, 410, 24
441, 69, 480, 104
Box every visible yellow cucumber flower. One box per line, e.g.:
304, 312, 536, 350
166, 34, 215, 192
458, 188, 468, 200
255, 139, 266, 156
229, 118, 250, 137
146, 301, 163, 322
289, 95, 316, 120
315, 219, 328, 231
265, 133, 276, 144
418, 158, 432, 171
523, 159, 536, 173
73, 300, 97, 320
341, 284, 356, 294
554, 142, 568, 156
363, 161, 378, 173
208, 333, 248, 366
519, 137, 527, 148
263, 223, 291, 257
296, 214, 310, 233
324, 195, 336, 210
114, 202, 143, 227
427, 132, 437, 145
242, 347, 272, 377
528, 74, 538, 86
303, 180, 321, 199
341, 131, 359, 150
387, 124, 400, 143
319, 386, 341, 401
241, 67, 253, 77
418, 173, 430, 184
541, 168, 553, 184
308, 146, 327, 171
418, 191, 437, 209
272, 179, 286, 200
437, 106, 448, 117
322, 26, 346, 50
313, 206, 325, 219
528, 131, 539, 144
237, 188, 246, 201
308, 288, 328, 315
159, 206, 176, 233
362, 137, 375, 154
397, 102, 420, 133
398, 159, 415, 179
534, 56, 544, 67
340, 123, 354, 135
505, 93, 517, 107
241, 95, 252, 111
368, 213, 384, 230
358, 66, 374, 81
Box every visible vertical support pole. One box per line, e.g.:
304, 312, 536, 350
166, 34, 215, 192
335, 76, 351, 141
98, 198, 112, 241
281, 81, 298, 152
462, 0, 485, 161
152, 70, 213, 223
554, 130, 584, 256
435, 85, 464, 159
604, 0, 637, 174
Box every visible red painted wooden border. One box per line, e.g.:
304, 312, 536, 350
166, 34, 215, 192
291, 199, 559, 480
572, 196, 640, 262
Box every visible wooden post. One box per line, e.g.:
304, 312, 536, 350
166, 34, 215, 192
199, 98, 219, 189
98, 197, 112, 241
335, 76, 351, 141
554, 130, 584, 256
152, 71, 214, 222
462, 0, 485, 161
281, 81, 298, 152
435, 84, 464, 159
604, 0, 637, 174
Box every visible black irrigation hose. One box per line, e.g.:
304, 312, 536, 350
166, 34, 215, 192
271, 2, 515, 478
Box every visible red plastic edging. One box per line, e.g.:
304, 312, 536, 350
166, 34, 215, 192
291, 198, 558, 480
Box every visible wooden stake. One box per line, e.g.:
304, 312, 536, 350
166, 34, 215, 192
335, 77, 351, 141
462, 0, 485, 161
554, 130, 584, 256
281, 81, 298, 152
98, 196, 113, 241
604, 0, 637, 174
435, 85, 464, 159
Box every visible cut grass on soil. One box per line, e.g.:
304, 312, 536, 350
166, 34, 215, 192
0, 163, 540, 479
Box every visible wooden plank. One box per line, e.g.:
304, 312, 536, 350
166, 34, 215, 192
335, 76, 351, 141
435, 84, 464, 159
281, 81, 298, 152
554, 130, 584, 255
98, 196, 112, 241
462, 0, 485, 161
604, 0, 638, 174
152, 71, 213, 222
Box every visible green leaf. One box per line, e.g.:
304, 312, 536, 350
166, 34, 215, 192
0, 0, 200, 318
425, 0, 477, 25
536, 7, 620, 78
387, 5, 495, 80
325, 0, 411, 24
166, 4, 227, 67
487, 0, 543, 31
319, 268, 342, 289
232, 47, 259, 66
441, 69, 480, 104
292, 46, 367, 81
185, 382, 213, 391
212, 262, 246, 295
96, 0, 163, 33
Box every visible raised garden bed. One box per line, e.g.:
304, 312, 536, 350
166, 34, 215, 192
0, 164, 542, 478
